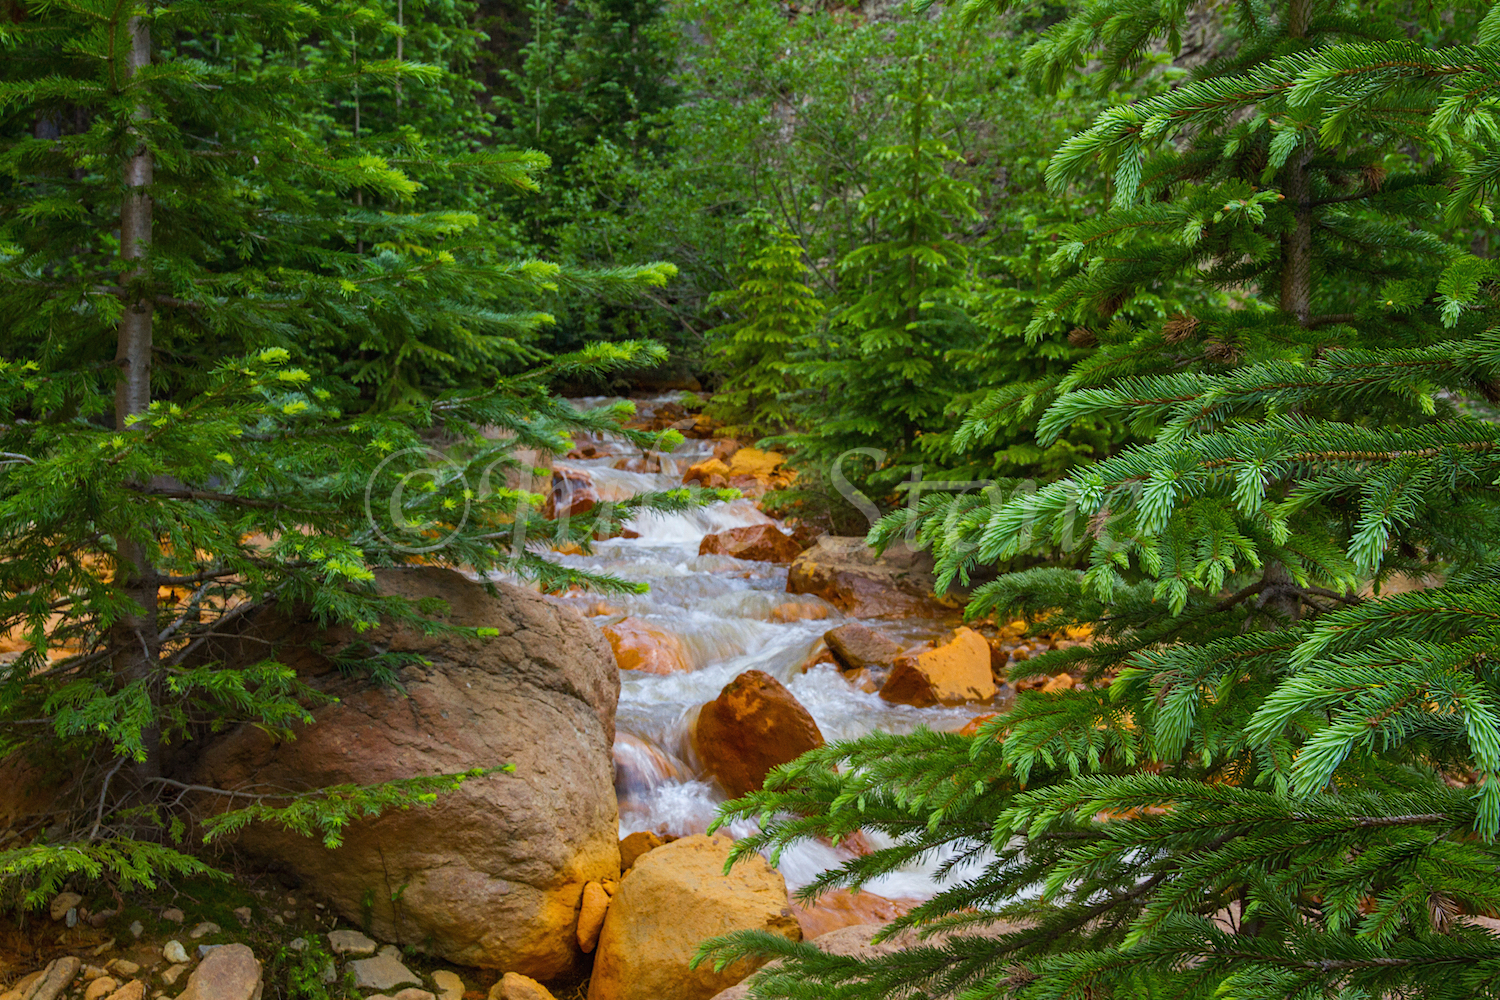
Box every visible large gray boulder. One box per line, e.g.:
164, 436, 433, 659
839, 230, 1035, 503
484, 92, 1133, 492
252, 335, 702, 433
188, 568, 621, 979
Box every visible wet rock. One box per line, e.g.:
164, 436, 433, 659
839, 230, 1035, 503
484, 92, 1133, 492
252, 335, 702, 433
786, 537, 949, 618
588, 834, 802, 1000
162, 942, 189, 965
957, 713, 998, 737
576, 881, 610, 953
176, 945, 261, 1000
186, 568, 622, 980
795, 642, 839, 675
326, 929, 377, 957
49, 892, 82, 921
603, 617, 690, 674
619, 830, 666, 871
725, 475, 768, 502
681, 458, 731, 488
612, 455, 660, 474
543, 468, 598, 519
698, 524, 802, 563
880, 628, 997, 707
823, 623, 901, 672
694, 670, 824, 798
768, 601, 830, 623
488, 974, 556, 1000
787, 891, 918, 939
711, 439, 740, 463
429, 971, 465, 1000
1041, 673, 1076, 693
349, 950, 420, 992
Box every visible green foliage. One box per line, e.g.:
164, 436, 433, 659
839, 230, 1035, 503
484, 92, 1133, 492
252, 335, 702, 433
0, 0, 708, 909
701, 2, 1500, 998
704, 220, 825, 438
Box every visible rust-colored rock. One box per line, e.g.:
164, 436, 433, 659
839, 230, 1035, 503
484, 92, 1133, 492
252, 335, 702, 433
682, 458, 731, 487
823, 623, 901, 672
588, 834, 801, 1000
711, 439, 740, 463
957, 714, 998, 737
879, 628, 997, 707
619, 830, 666, 871
1041, 673, 1076, 693
698, 525, 802, 563
602, 617, 691, 674
186, 568, 621, 979
576, 881, 610, 953
769, 602, 830, 623
543, 468, 598, 519
788, 891, 919, 939
694, 670, 824, 797
786, 537, 950, 618
726, 448, 785, 477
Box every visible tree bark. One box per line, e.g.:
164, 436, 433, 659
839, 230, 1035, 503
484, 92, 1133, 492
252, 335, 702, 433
113, 11, 162, 783
1278, 0, 1313, 326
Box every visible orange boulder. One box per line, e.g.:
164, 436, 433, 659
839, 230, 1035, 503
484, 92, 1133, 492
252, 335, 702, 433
602, 618, 691, 675
694, 670, 824, 797
699, 524, 802, 563
879, 627, 997, 707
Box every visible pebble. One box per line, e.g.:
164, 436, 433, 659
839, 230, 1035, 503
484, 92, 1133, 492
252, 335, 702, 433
162, 941, 189, 964
160, 966, 188, 987
196, 945, 223, 960
81, 967, 106, 982
105, 983, 144, 1000
289, 938, 307, 952
49, 892, 83, 921
161, 908, 185, 924
187, 921, 220, 940
392, 990, 434, 1000
128, 921, 144, 940
90, 939, 115, 957
18, 957, 79, 1000
232, 907, 252, 927
84, 977, 117, 1000
107, 962, 139, 978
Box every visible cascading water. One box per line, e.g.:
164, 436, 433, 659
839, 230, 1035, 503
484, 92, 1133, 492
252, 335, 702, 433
520, 397, 997, 901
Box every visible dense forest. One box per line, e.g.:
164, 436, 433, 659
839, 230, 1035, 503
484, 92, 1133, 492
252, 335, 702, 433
1, 1, 1499, 1000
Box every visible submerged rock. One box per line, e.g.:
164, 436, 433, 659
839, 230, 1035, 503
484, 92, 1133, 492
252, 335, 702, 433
786, 537, 950, 618
602, 617, 691, 674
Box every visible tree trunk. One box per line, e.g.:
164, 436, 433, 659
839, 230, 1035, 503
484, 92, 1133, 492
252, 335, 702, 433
113, 12, 162, 783
1279, 0, 1313, 326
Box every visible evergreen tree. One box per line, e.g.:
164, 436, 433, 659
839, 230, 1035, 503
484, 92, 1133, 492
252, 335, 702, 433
704, 221, 826, 438
0, 0, 724, 907
700, 3, 1500, 998
784, 54, 982, 489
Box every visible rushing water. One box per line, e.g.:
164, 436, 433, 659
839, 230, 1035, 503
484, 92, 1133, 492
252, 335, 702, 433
513, 397, 996, 899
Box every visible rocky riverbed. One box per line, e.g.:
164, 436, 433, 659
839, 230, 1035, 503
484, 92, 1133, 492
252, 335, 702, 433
0, 395, 1094, 1000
